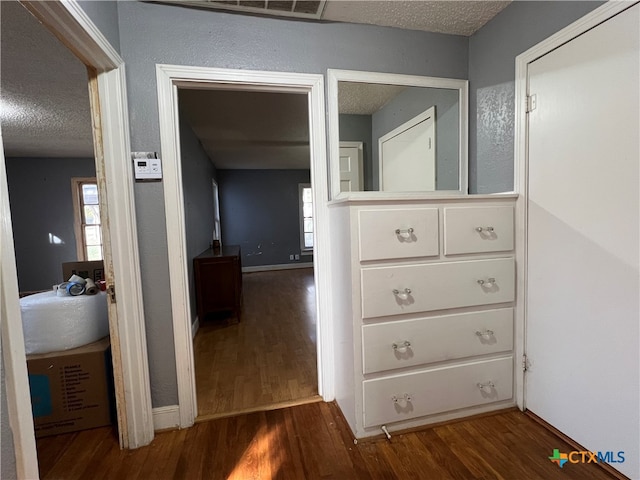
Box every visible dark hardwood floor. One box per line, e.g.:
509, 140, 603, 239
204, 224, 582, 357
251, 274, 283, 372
36, 401, 617, 479
194, 268, 319, 419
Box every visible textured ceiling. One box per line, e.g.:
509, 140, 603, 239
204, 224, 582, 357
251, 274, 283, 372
155, 0, 512, 36
338, 82, 407, 115
0, 1, 93, 158
179, 89, 310, 169
322, 1, 511, 36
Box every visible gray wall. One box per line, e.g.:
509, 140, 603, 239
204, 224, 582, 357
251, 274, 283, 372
338, 114, 373, 191
5, 157, 96, 292
117, 0, 467, 407
218, 169, 312, 268
77, 0, 120, 53
179, 114, 218, 326
468, 0, 604, 193
372, 87, 460, 191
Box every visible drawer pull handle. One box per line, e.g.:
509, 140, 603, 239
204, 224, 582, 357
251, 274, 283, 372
475, 329, 494, 338
392, 340, 411, 352
395, 227, 414, 238
477, 381, 495, 392
392, 288, 412, 300
392, 393, 412, 404
476, 226, 495, 233
477, 277, 496, 288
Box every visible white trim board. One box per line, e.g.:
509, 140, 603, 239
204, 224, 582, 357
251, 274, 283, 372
3, 5, 154, 475
512, 1, 637, 411
152, 405, 181, 432
1, 131, 39, 480
156, 65, 333, 430
242, 263, 314, 273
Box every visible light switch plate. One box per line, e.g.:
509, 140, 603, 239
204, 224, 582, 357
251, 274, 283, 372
132, 152, 162, 181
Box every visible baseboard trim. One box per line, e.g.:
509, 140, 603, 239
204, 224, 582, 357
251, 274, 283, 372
525, 410, 629, 480
242, 262, 313, 273
195, 395, 323, 423
152, 405, 181, 432
191, 316, 199, 339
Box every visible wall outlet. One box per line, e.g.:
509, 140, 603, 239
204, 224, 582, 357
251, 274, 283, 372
289, 254, 294, 260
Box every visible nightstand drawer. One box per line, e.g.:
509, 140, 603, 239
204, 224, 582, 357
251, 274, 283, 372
444, 206, 514, 255
358, 208, 439, 262
362, 308, 513, 374
362, 356, 513, 428
361, 258, 515, 319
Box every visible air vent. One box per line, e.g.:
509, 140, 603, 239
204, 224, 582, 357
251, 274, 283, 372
154, 0, 326, 20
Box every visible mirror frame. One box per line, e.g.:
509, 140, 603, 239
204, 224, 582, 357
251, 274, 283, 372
327, 69, 468, 200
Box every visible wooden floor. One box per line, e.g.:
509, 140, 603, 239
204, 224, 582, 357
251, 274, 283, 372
37, 402, 617, 479
194, 268, 319, 418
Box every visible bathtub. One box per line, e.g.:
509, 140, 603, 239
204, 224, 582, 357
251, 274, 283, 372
20, 291, 109, 355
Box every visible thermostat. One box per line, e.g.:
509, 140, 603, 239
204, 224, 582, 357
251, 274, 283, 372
132, 152, 162, 181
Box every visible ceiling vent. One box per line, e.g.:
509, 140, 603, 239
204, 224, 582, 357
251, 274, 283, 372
154, 1, 327, 20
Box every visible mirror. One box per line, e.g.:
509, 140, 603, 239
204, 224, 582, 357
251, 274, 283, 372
328, 69, 468, 199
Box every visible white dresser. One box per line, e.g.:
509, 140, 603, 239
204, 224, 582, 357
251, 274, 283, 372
330, 194, 518, 438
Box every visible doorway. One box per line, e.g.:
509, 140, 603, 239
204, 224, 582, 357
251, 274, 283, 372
1, 2, 152, 476
1, 2, 120, 470
177, 86, 320, 418
156, 65, 332, 428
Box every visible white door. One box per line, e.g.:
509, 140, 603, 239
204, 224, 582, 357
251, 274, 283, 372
379, 106, 435, 192
339, 142, 363, 192
525, 4, 639, 478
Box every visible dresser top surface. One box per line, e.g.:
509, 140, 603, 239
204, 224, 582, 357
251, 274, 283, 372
328, 192, 518, 207
195, 245, 241, 259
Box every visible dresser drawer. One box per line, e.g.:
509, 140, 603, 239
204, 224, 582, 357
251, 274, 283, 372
362, 356, 513, 427
444, 206, 514, 255
361, 258, 515, 319
362, 308, 513, 374
358, 208, 439, 262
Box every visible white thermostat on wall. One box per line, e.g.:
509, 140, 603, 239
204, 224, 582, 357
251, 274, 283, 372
132, 152, 162, 181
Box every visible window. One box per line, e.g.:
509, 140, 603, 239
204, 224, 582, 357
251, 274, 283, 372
299, 183, 313, 252
212, 179, 221, 244
72, 178, 103, 261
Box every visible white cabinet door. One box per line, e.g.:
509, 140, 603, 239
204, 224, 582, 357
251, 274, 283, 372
525, 5, 639, 477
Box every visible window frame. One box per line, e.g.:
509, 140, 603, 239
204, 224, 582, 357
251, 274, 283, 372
298, 183, 314, 255
71, 177, 103, 261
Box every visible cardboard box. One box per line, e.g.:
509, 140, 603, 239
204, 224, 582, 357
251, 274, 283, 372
27, 337, 115, 438
62, 261, 105, 283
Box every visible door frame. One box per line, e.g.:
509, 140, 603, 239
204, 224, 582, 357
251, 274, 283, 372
513, 0, 636, 410
156, 65, 332, 428
2, 2, 153, 475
